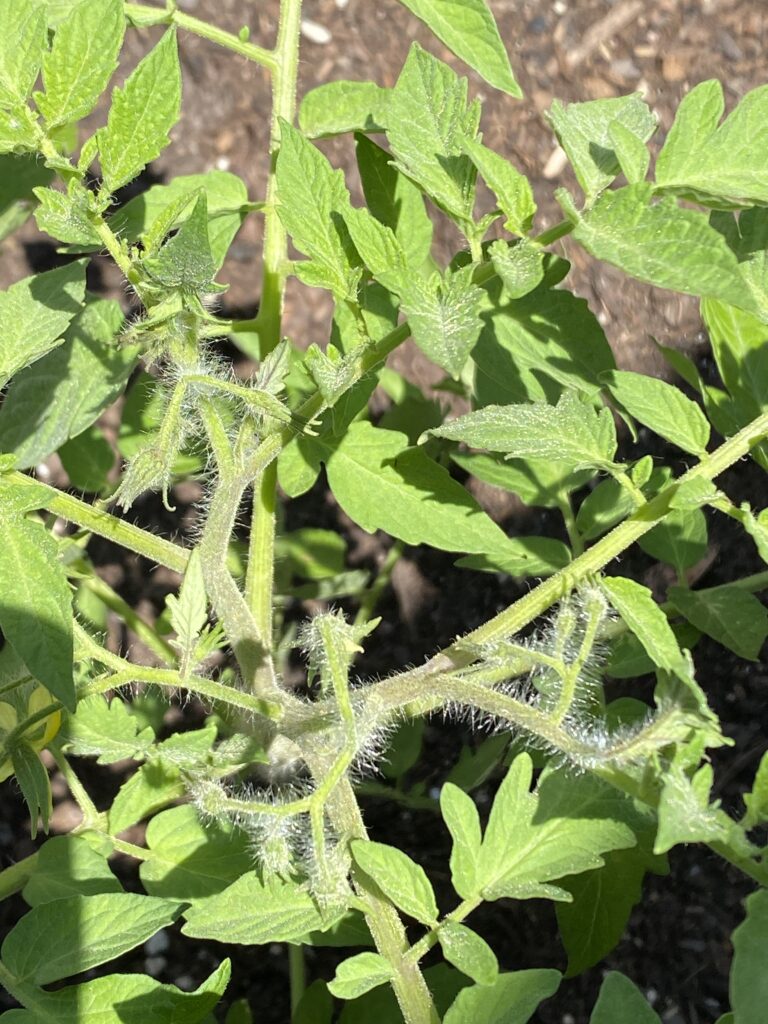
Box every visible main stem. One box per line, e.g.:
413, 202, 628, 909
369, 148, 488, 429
245, 0, 303, 692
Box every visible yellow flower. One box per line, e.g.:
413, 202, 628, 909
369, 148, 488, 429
0, 687, 62, 783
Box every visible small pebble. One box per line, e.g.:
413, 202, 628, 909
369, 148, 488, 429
145, 956, 167, 976
145, 930, 170, 956
215, 156, 231, 171
553, 0, 567, 13
301, 19, 332, 45
174, 975, 195, 991
543, 146, 568, 180
335, 0, 350, 8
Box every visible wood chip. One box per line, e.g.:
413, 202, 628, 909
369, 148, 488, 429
566, 0, 644, 68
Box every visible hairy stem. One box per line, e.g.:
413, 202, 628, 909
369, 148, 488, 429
124, 2, 277, 70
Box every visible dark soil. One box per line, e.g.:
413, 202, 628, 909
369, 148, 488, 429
2, 2, 768, 1023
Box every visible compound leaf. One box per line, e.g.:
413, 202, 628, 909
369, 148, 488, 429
463, 139, 535, 234
62, 694, 155, 763
603, 577, 688, 678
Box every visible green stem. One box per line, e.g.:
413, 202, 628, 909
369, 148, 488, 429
124, 3, 277, 70
288, 944, 306, 1014
50, 742, 103, 829
3, 472, 190, 572
556, 490, 584, 556
354, 541, 404, 631
253, 0, 303, 357
245, 0, 303, 695
0, 853, 38, 902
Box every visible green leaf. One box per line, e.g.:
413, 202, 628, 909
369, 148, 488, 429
109, 170, 249, 270
11, 741, 52, 838
293, 982, 332, 1024
475, 756, 637, 902
355, 133, 434, 272
22, 835, 122, 906
602, 370, 710, 455
396, 0, 521, 97
0, 260, 87, 389
430, 391, 617, 472
33, 180, 102, 246
440, 782, 482, 900
98, 30, 182, 192
0, 154, 52, 242
443, 970, 561, 1024
0, 108, 37, 154
140, 805, 253, 900
0, 515, 74, 710
438, 922, 498, 986
731, 888, 768, 1024
275, 120, 359, 299
743, 752, 768, 829
702, 297, 768, 418
1, 893, 182, 985
279, 528, 347, 581
463, 141, 535, 234
339, 964, 470, 1024
351, 840, 438, 925
608, 120, 650, 184
546, 94, 656, 201
401, 265, 483, 377
589, 972, 661, 1024
36, 0, 124, 128
0, 961, 230, 1024
165, 548, 208, 672
62, 694, 155, 763
656, 80, 768, 206
668, 585, 768, 661
556, 824, 664, 977
452, 451, 593, 510
328, 953, 395, 1000
603, 577, 688, 678
342, 204, 410, 296
385, 43, 479, 224
472, 282, 616, 405
456, 536, 571, 579
655, 763, 725, 853
299, 81, 388, 138
108, 760, 185, 835
0, 297, 131, 468
0, 0, 48, 107
709, 208, 768, 325
638, 506, 708, 574
321, 421, 513, 557
59, 426, 115, 492
182, 872, 344, 945
487, 240, 545, 298
380, 717, 424, 780
567, 184, 756, 311
142, 192, 217, 291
